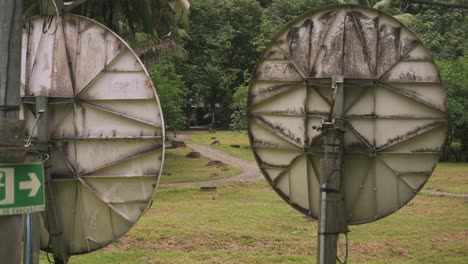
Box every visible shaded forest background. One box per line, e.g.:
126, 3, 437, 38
24, 0, 468, 161
153, 0, 467, 161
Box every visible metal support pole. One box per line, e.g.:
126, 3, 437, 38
26, 2, 67, 263
317, 76, 347, 264
24, 2, 64, 262
0, 1, 25, 263
36, 97, 69, 264
23, 213, 40, 264
23, 120, 44, 264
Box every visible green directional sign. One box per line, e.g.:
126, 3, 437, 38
0, 163, 45, 215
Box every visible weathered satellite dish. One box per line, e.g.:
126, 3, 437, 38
20, 15, 164, 254
248, 5, 447, 224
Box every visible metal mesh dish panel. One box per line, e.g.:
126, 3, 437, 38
247, 5, 447, 225
21, 15, 164, 254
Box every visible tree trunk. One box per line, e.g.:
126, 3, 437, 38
441, 140, 451, 161
441, 127, 455, 161
211, 102, 216, 126
454, 149, 461, 162
440, 145, 448, 161
106, 0, 114, 31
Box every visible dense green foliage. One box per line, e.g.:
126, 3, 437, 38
22, 0, 468, 159
176, 0, 263, 125
408, 2, 468, 160
438, 56, 468, 160
149, 59, 187, 131
167, 0, 426, 128
172, 0, 467, 160
410, 3, 467, 60
229, 84, 249, 130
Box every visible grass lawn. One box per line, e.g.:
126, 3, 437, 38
191, 131, 468, 194
37, 131, 467, 264
159, 147, 241, 184
425, 162, 468, 194
42, 181, 467, 264
190, 131, 255, 162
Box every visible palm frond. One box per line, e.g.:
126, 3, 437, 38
24, 0, 40, 18
135, 38, 186, 65
23, 0, 189, 63
393, 13, 416, 26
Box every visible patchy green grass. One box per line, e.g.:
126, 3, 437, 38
159, 147, 241, 184
37, 132, 467, 264
192, 131, 468, 195
40, 181, 467, 264
191, 131, 255, 162
425, 162, 468, 194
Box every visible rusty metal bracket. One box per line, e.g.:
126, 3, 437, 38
25, 110, 45, 148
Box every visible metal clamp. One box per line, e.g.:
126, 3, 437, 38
321, 118, 336, 130
321, 118, 335, 125
332, 75, 344, 86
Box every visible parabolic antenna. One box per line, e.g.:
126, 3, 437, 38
248, 5, 447, 224
20, 15, 164, 254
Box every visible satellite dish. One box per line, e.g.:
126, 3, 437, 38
20, 15, 164, 254
248, 5, 447, 225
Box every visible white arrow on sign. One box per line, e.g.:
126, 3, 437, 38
19, 173, 41, 197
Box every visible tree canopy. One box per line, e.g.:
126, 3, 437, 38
175, 0, 263, 126
21, 0, 468, 159
407, 1, 468, 160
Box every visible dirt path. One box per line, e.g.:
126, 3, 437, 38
160, 132, 468, 199
420, 190, 468, 199
159, 132, 263, 187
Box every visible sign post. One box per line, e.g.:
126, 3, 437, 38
0, 164, 45, 216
